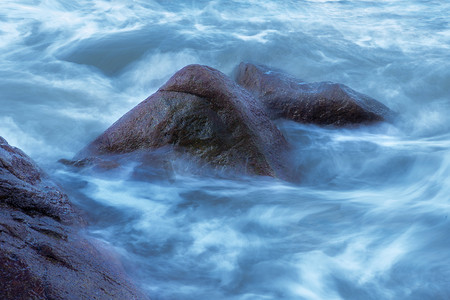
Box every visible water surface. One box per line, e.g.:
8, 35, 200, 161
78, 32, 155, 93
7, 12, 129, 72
1, 1, 449, 299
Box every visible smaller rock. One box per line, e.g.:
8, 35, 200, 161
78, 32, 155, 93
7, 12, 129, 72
236, 62, 394, 126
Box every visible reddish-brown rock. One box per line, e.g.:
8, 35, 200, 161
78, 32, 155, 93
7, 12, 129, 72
236, 62, 394, 126
76, 64, 290, 179
0, 137, 148, 300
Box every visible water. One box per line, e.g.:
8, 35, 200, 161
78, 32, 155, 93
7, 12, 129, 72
1, 0, 450, 299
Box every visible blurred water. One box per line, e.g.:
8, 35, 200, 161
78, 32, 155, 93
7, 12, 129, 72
1, 0, 450, 299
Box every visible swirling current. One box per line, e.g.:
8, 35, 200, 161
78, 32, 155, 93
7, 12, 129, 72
1, 1, 449, 299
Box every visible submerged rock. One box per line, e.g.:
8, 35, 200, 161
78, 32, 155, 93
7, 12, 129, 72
0, 137, 148, 300
76, 64, 290, 179
236, 62, 394, 126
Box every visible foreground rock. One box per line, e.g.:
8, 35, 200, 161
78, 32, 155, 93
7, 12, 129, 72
236, 62, 394, 126
76, 64, 290, 179
0, 137, 148, 299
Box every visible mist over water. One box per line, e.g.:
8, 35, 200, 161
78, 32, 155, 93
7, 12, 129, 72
1, 0, 450, 299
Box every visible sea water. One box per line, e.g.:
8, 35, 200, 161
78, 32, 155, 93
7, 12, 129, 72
1, 1, 449, 299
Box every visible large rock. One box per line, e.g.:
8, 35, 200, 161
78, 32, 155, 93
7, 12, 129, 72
76, 64, 290, 179
0, 137, 148, 300
236, 62, 394, 126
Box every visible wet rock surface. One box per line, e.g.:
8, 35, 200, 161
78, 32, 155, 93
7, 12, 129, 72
236, 62, 394, 126
0, 137, 77, 224
76, 64, 290, 179
0, 137, 148, 300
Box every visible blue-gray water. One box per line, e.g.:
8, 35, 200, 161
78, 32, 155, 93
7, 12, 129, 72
1, 1, 449, 299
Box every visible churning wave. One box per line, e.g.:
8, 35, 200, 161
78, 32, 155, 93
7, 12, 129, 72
1, 0, 449, 299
